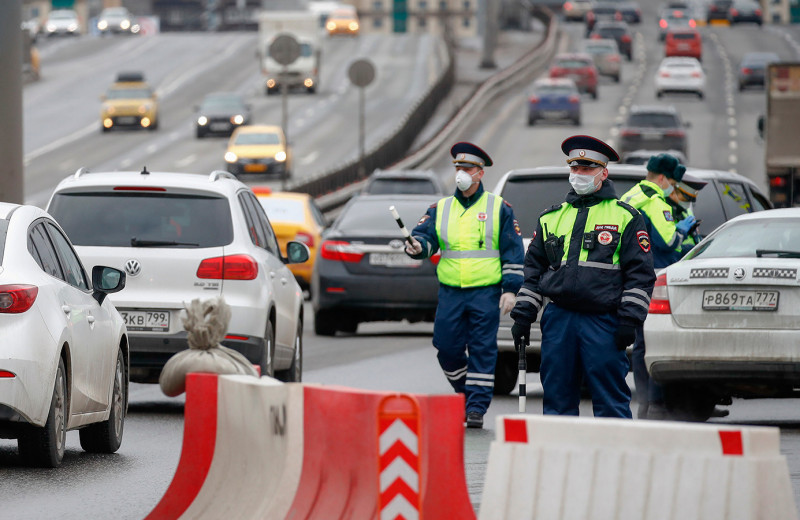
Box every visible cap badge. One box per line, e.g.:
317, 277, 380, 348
477, 212, 487, 222
579, 150, 586, 157
457, 153, 466, 160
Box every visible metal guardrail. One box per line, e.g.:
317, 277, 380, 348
293, 8, 559, 214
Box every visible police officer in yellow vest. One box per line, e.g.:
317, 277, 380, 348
621, 154, 701, 419
404, 142, 525, 429
510, 135, 655, 418
666, 168, 707, 252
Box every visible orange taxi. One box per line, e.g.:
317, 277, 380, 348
252, 187, 327, 294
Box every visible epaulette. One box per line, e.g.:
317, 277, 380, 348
539, 202, 563, 217
616, 199, 640, 216
503, 200, 513, 208
429, 203, 437, 209
640, 184, 659, 198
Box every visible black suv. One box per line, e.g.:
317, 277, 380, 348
361, 169, 445, 195
706, 0, 733, 22
195, 92, 252, 138
488, 164, 772, 395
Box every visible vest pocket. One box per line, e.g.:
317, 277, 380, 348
585, 231, 620, 264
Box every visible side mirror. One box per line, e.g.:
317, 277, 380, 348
92, 265, 126, 304
285, 241, 310, 264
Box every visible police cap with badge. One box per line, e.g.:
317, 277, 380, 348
561, 135, 620, 167
675, 170, 707, 201
451, 142, 493, 168
646, 153, 684, 181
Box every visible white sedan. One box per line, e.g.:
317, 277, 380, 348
0, 203, 128, 467
654, 56, 705, 99
644, 208, 800, 422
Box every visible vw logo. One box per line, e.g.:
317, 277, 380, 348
124, 259, 141, 277
733, 267, 746, 281
389, 239, 404, 249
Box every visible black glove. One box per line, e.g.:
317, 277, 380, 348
614, 323, 637, 351
511, 322, 531, 352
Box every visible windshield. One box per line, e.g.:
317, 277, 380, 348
106, 88, 152, 99
50, 11, 77, 20
684, 218, 800, 259
202, 97, 245, 110
234, 132, 281, 145
258, 198, 306, 223
336, 199, 436, 233
48, 192, 233, 248
535, 85, 576, 95
627, 112, 680, 127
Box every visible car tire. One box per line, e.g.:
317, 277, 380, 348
591, 90, 598, 100
196, 129, 205, 138
307, 86, 316, 94
662, 383, 715, 422
493, 352, 518, 395
277, 321, 303, 383
18, 358, 67, 468
150, 120, 159, 131
339, 318, 358, 334
261, 321, 275, 378
698, 91, 704, 99
528, 117, 535, 126
656, 90, 663, 98
614, 74, 620, 83
573, 116, 581, 126
79, 349, 126, 453
314, 309, 336, 336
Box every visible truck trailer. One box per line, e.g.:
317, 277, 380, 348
764, 62, 800, 207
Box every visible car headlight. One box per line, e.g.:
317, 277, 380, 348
68, 23, 78, 32
121, 20, 131, 30
98, 20, 108, 30
224, 151, 238, 163
275, 151, 287, 162
232, 114, 244, 125
326, 21, 336, 31
198, 116, 208, 126
349, 22, 359, 31
46, 23, 56, 32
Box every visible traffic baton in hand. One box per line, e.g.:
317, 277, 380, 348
517, 336, 529, 413
389, 205, 415, 246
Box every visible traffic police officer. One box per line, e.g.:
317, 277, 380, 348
666, 168, 707, 252
510, 135, 655, 418
621, 154, 695, 419
404, 142, 525, 428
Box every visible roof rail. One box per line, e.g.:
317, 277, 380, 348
209, 170, 237, 182
73, 167, 90, 179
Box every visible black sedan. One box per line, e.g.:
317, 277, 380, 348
312, 194, 442, 335
195, 92, 252, 138
738, 52, 780, 90
729, 0, 763, 24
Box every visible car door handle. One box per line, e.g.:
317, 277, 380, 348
62, 305, 71, 315
280, 277, 288, 285
269, 271, 276, 279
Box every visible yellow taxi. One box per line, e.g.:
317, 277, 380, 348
325, 7, 359, 36
224, 125, 292, 177
100, 72, 158, 132
251, 187, 327, 293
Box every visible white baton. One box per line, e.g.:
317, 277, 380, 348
389, 206, 415, 246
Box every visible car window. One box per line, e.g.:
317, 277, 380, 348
28, 223, 64, 280
535, 85, 577, 95
717, 181, 753, 220
238, 192, 267, 248
45, 222, 89, 290
258, 197, 306, 223
48, 192, 234, 248
366, 178, 440, 195
243, 192, 282, 257
748, 188, 771, 211
686, 218, 800, 259
336, 199, 436, 233
692, 183, 727, 232
234, 132, 280, 146
498, 176, 640, 237
670, 32, 697, 40
310, 200, 327, 228
627, 112, 679, 127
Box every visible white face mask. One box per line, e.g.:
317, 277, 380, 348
455, 170, 476, 192
663, 183, 675, 197
569, 170, 602, 195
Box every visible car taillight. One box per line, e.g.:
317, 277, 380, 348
586, 12, 595, 21
648, 274, 671, 314
689, 19, 696, 27
730, 8, 738, 15
621, 34, 632, 42
0, 370, 15, 378
430, 252, 441, 265
620, 129, 639, 136
294, 231, 314, 248
590, 33, 601, 39
569, 95, 581, 103
659, 19, 668, 28
609, 55, 620, 62
665, 129, 686, 137
615, 12, 623, 20
564, 1, 574, 10
529, 95, 540, 103
741, 67, 752, 74
770, 176, 788, 187
755, 9, 762, 15
660, 71, 671, 77
0, 285, 38, 314
550, 67, 564, 76
196, 255, 258, 280
691, 71, 702, 78
320, 240, 364, 262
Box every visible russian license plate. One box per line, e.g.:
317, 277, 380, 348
210, 122, 230, 131
120, 310, 170, 331
702, 290, 779, 311
117, 116, 137, 125
369, 253, 422, 267
541, 110, 567, 119
244, 163, 267, 173
642, 131, 661, 140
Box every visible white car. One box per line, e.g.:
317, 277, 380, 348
654, 57, 705, 99
46, 168, 309, 384
96, 7, 140, 34
0, 203, 128, 467
645, 208, 800, 422
44, 9, 81, 37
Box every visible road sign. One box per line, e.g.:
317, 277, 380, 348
348, 58, 375, 87
269, 33, 300, 66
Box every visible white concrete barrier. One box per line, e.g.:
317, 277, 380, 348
479, 415, 797, 520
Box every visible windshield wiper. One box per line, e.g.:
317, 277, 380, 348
756, 249, 800, 258
131, 237, 199, 247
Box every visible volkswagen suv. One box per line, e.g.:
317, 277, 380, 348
46, 168, 310, 384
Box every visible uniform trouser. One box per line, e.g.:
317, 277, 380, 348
432, 284, 500, 415
540, 303, 632, 418
632, 325, 664, 418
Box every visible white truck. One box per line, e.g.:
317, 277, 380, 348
257, 10, 321, 95
762, 62, 800, 207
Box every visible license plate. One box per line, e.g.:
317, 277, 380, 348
244, 163, 267, 173
120, 310, 170, 331
369, 253, 422, 267
541, 110, 567, 118
117, 116, 137, 125
642, 132, 661, 140
210, 122, 230, 131
702, 290, 779, 311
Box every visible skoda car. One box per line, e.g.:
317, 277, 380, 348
645, 209, 798, 422
489, 165, 771, 395
100, 72, 158, 132
0, 203, 128, 467
224, 125, 292, 178
46, 168, 309, 384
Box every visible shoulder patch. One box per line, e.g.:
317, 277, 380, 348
417, 214, 431, 226
616, 200, 639, 217
513, 219, 522, 236
637, 230, 651, 253
663, 210, 674, 222
540, 202, 564, 217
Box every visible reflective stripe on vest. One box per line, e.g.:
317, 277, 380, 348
435, 192, 502, 287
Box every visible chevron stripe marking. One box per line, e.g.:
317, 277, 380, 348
380, 494, 420, 520
380, 441, 419, 470
380, 478, 419, 507
379, 418, 418, 456
380, 457, 420, 492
